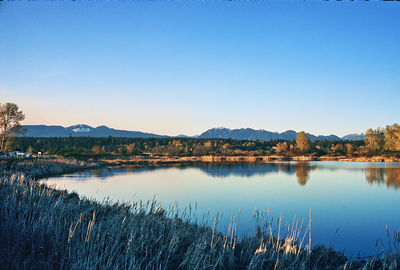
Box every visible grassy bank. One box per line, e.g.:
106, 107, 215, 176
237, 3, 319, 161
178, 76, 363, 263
0, 159, 399, 269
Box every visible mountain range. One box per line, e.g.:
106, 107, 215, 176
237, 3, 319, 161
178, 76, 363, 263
21, 124, 166, 138
20, 124, 365, 141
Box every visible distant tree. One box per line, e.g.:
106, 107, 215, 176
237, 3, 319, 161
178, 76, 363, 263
357, 145, 366, 155
296, 131, 311, 154
289, 144, 294, 152
331, 143, 345, 155
220, 143, 231, 155
345, 143, 354, 155
384, 124, 400, 151
193, 145, 207, 156
364, 128, 384, 154
91, 145, 102, 155
126, 143, 136, 154
204, 141, 212, 149
118, 147, 127, 155
275, 141, 288, 154
0, 102, 25, 152
314, 144, 327, 156
27, 146, 34, 154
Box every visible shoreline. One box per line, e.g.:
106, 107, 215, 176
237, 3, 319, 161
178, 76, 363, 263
97, 154, 400, 166
2, 154, 399, 173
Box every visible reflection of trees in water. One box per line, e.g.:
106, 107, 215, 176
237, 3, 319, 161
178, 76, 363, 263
88, 167, 137, 179
198, 162, 315, 186
126, 166, 136, 174
70, 162, 319, 186
276, 163, 294, 174
296, 163, 310, 186
365, 168, 385, 184
198, 163, 283, 178
365, 167, 400, 189
386, 169, 400, 188
74, 162, 400, 189
92, 169, 103, 178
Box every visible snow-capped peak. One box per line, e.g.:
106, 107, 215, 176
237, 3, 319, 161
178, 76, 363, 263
71, 124, 91, 133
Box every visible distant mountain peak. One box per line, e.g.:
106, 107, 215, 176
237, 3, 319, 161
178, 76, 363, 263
199, 127, 348, 141
70, 124, 91, 133
342, 133, 365, 141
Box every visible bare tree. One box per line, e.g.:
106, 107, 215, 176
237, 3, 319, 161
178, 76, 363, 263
0, 103, 25, 152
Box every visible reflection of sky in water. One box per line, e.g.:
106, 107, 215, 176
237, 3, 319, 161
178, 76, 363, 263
42, 161, 400, 257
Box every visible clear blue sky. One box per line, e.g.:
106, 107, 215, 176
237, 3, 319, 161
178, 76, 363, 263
1, 2, 399, 136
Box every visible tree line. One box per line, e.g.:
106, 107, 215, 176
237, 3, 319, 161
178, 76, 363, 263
7, 130, 400, 158
4, 134, 377, 158
11, 137, 279, 157
364, 124, 400, 155
1, 102, 399, 158
276, 125, 400, 157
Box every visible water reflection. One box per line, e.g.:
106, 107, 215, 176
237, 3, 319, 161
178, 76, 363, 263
59, 162, 400, 189
64, 166, 160, 180
365, 167, 400, 189
62, 162, 318, 186
197, 162, 316, 186
296, 163, 310, 186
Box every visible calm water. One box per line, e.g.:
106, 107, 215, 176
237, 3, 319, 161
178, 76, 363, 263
42, 161, 400, 256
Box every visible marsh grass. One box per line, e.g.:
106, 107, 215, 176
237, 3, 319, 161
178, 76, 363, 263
0, 159, 399, 269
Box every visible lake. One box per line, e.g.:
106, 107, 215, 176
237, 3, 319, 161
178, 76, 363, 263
42, 161, 400, 256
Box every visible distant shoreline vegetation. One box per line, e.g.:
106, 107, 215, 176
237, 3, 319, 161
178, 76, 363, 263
8, 128, 400, 160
